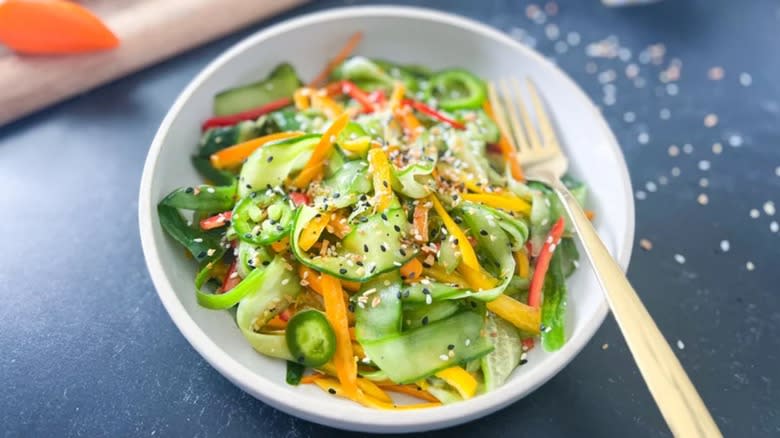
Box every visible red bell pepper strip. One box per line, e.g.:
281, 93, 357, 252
528, 217, 565, 308
341, 80, 377, 113
220, 259, 240, 293
522, 338, 535, 351
199, 211, 232, 231
289, 192, 310, 207
403, 99, 466, 130
369, 90, 386, 106
201, 97, 292, 131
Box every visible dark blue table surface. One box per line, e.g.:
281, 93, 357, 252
2, 0, 778, 436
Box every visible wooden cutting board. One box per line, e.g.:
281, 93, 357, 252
0, 0, 307, 126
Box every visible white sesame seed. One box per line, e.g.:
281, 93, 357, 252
425, 295, 432, 305
750, 209, 760, 219
674, 254, 686, 264
567, 32, 581, 46
439, 354, 449, 361
465, 338, 471, 346
639, 238, 653, 251
281, 278, 289, 286
206, 248, 216, 256
698, 160, 711, 171
658, 176, 669, 185
763, 201, 775, 216
676, 340, 685, 350
720, 240, 730, 252
739, 72, 752, 87
746, 261, 755, 271
193, 238, 203, 243
602, 343, 609, 350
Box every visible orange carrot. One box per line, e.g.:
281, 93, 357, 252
300, 373, 325, 384
0, 0, 118, 55
309, 32, 363, 88
320, 275, 358, 397
412, 202, 430, 242
292, 113, 349, 188
400, 258, 423, 283
378, 384, 440, 403
483, 102, 524, 181
327, 210, 352, 239
367, 148, 394, 213
210, 132, 303, 169
270, 236, 289, 253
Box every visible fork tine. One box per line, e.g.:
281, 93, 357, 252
498, 79, 530, 153
486, 82, 517, 151
526, 78, 560, 152
511, 77, 543, 151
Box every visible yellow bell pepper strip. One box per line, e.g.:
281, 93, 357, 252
293, 88, 311, 110
312, 377, 441, 410
339, 136, 372, 154
429, 195, 479, 271
483, 101, 524, 181
458, 264, 498, 291
320, 275, 358, 398
378, 384, 440, 403
399, 258, 423, 283
389, 81, 405, 111
528, 216, 565, 308
434, 366, 478, 399
356, 378, 393, 403
309, 31, 363, 88
298, 213, 330, 251
461, 193, 531, 216
210, 131, 305, 169
515, 250, 530, 279
486, 294, 541, 335
422, 264, 469, 288
270, 236, 289, 253
292, 112, 350, 188
412, 202, 430, 242
367, 148, 394, 213
311, 92, 344, 120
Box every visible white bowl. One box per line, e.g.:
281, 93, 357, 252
139, 6, 634, 433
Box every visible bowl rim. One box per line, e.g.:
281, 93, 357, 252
139, 5, 635, 432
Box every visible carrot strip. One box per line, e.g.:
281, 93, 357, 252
400, 258, 423, 283
300, 373, 326, 384
264, 315, 288, 330
199, 211, 232, 231
394, 105, 422, 141
429, 196, 479, 271
309, 32, 363, 87
341, 280, 361, 293
0, 0, 118, 55
483, 102, 524, 181
210, 132, 303, 169
412, 202, 430, 242
326, 210, 352, 239
528, 217, 565, 308
356, 378, 392, 403
378, 384, 440, 403
269, 236, 289, 253
292, 113, 350, 188
313, 377, 441, 410
320, 276, 358, 397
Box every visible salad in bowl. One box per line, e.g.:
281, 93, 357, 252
156, 32, 588, 410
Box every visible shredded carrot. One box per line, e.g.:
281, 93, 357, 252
514, 250, 530, 279
300, 373, 325, 384
394, 105, 422, 141
309, 32, 363, 88
0, 0, 119, 55
461, 193, 531, 216
210, 132, 304, 169
270, 236, 289, 253
320, 275, 358, 397
292, 113, 350, 188
483, 102, 524, 180
311, 92, 345, 120
264, 315, 288, 330
351, 341, 366, 360
486, 294, 541, 334
400, 258, 423, 283
298, 213, 331, 251
412, 202, 430, 242
429, 196, 479, 271
367, 148, 394, 212
312, 377, 441, 410
299, 265, 324, 293
348, 326, 357, 340
326, 210, 352, 239
378, 384, 440, 403
388, 82, 406, 111
356, 378, 392, 403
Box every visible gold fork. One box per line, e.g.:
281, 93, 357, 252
488, 78, 722, 438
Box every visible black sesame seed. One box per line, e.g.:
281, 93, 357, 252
381, 213, 388, 221
245, 184, 253, 190
393, 225, 401, 232
356, 261, 364, 267
447, 344, 455, 350
422, 316, 429, 325
339, 268, 348, 274
383, 181, 389, 188
380, 244, 387, 252
422, 288, 431, 295
359, 194, 368, 201
520, 359, 528, 365
197, 251, 206, 259
480, 229, 488, 236
348, 302, 356, 313
403, 290, 410, 298
262, 260, 271, 266
453, 238, 459, 245
360, 217, 368, 223
333, 192, 341, 198
453, 216, 462, 224
328, 388, 337, 394
399, 249, 407, 256
244, 233, 253, 239
363, 244, 369, 252
396, 291, 402, 299
267, 156, 274, 162
185, 187, 194, 194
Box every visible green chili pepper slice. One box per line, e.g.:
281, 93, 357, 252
231, 191, 294, 245
285, 309, 336, 367
286, 361, 306, 385
430, 69, 486, 111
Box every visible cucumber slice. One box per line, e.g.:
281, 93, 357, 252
402, 300, 460, 329
238, 134, 320, 198
290, 205, 416, 282
214, 63, 301, 116
481, 313, 523, 391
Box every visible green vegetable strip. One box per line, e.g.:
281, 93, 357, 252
157, 204, 224, 264
191, 156, 235, 187
354, 273, 403, 342
159, 183, 236, 212
286, 361, 306, 385
541, 250, 567, 351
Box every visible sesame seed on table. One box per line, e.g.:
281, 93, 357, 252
1, 0, 778, 437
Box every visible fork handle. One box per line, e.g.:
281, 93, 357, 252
547, 180, 722, 438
